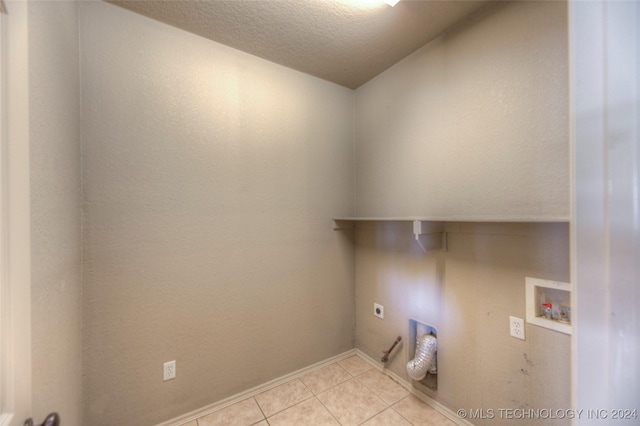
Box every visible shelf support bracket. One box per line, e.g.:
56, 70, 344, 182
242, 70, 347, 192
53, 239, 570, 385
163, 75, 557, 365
412, 220, 422, 240
413, 220, 447, 252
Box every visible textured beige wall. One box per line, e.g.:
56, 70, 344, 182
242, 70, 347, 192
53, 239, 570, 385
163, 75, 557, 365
353, 1, 571, 422
354, 1, 569, 219
355, 222, 571, 425
29, 2, 83, 425
27, 2, 571, 425
79, 2, 354, 425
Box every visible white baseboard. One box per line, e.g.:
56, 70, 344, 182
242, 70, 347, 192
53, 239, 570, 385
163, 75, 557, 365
0, 413, 14, 426
156, 348, 474, 426
155, 349, 358, 426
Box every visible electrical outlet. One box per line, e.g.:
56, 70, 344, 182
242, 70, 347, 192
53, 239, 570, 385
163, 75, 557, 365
509, 316, 525, 340
374, 303, 384, 319
163, 360, 176, 381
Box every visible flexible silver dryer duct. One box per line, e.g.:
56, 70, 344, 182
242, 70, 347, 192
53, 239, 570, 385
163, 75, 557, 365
406, 333, 437, 381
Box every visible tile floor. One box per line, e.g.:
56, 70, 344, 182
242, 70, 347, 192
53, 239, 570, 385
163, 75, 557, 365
180, 354, 456, 426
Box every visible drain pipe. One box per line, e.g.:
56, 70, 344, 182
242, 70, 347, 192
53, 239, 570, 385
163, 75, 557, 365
406, 333, 437, 381
381, 336, 402, 364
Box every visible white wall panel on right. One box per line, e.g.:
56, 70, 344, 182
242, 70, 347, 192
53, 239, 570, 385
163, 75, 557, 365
571, 0, 640, 417
355, 1, 568, 219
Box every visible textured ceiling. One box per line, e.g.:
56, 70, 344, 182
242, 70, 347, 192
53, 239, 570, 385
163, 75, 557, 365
110, 0, 491, 89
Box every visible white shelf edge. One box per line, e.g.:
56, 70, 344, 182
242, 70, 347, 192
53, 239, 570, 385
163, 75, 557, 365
333, 216, 570, 223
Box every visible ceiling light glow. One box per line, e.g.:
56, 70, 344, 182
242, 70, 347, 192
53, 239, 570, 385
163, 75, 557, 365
384, 0, 400, 6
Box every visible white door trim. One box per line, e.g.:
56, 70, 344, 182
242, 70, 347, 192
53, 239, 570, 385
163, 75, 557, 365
570, 0, 640, 419
1, 1, 32, 425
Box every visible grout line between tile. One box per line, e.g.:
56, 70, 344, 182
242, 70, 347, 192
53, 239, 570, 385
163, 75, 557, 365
157, 350, 358, 426
265, 393, 317, 420
164, 351, 466, 426
391, 395, 416, 426
354, 350, 473, 426
357, 405, 390, 426
314, 393, 343, 426
253, 396, 268, 422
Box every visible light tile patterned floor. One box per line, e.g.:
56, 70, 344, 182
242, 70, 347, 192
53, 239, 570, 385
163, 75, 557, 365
182, 354, 456, 426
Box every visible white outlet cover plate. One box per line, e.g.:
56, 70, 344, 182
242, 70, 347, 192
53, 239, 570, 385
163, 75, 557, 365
509, 316, 525, 340
374, 303, 384, 319
163, 360, 176, 381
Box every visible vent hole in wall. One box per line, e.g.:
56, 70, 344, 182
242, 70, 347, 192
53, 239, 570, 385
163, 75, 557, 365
408, 319, 437, 391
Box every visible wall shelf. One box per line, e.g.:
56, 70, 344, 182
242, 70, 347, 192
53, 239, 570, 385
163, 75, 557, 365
333, 218, 449, 251
333, 217, 569, 253
333, 216, 570, 224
